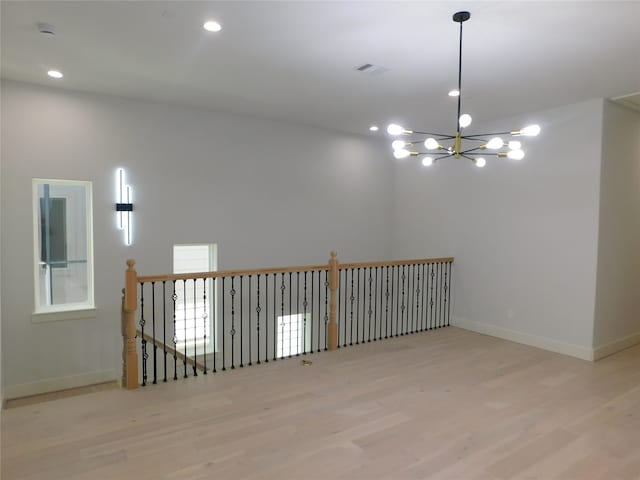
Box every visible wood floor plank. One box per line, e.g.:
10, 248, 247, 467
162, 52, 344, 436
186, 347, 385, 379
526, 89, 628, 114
2, 327, 640, 479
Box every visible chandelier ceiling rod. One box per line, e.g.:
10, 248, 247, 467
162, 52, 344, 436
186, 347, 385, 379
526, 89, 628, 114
387, 10, 540, 169
454, 11, 469, 136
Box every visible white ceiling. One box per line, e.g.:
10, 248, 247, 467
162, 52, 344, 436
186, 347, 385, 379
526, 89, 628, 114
2, 1, 639, 135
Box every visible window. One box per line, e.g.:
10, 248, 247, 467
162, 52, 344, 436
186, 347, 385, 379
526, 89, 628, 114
277, 314, 312, 357
32, 179, 94, 316
173, 244, 217, 350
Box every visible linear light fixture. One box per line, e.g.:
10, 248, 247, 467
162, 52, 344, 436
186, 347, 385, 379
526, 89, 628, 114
115, 168, 133, 245
388, 11, 540, 168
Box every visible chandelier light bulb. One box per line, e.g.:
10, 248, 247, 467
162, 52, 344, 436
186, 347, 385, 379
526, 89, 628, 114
519, 124, 541, 137
475, 157, 486, 168
448, 89, 460, 97
507, 149, 525, 160
508, 140, 522, 150
392, 140, 407, 150
486, 137, 504, 149
422, 157, 434, 167
387, 123, 409, 136
459, 114, 472, 128
424, 138, 439, 150
393, 149, 411, 159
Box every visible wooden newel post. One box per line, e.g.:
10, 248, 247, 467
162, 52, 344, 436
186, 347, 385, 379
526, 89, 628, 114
328, 251, 339, 350
124, 259, 139, 389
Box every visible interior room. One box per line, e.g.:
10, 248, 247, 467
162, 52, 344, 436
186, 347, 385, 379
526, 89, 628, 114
1, 1, 639, 478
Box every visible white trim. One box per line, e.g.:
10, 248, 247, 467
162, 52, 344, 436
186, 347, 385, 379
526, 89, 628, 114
32, 307, 97, 323
593, 332, 640, 361
4, 369, 117, 400
452, 317, 594, 361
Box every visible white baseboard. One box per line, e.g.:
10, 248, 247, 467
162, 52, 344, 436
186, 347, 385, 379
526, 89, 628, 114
452, 317, 594, 361
4, 369, 117, 400
593, 332, 640, 361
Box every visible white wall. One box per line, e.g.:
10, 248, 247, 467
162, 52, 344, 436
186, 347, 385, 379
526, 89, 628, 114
592, 101, 640, 353
391, 99, 605, 357
0, 80, 393, 397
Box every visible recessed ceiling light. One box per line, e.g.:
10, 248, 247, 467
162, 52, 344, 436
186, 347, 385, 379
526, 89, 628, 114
47, 70, 63, 79
448, 89, 460, 97
203, 20, 222, 32
369, 125, 379, 132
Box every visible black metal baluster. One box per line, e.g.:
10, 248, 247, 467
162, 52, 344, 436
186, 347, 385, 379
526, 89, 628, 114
356, 268, 360, 345
182, 279, 188, 378
411, 264, 416, 333
230, 276, 236, 369
203, 278, 207, 374
413, 264, 420, 332
421, 263, 426, 331
401, 265, 406, 335
152, 281, 157, 384
437, 264, 442, 329
324, 271, 329, 351
140, 282, 147, 386
310, 270, 315, 354
392, 265, 398, 337
295, 271, 300, 356
415, 265, 420, 334
240, 275, 244, 368
280, 273, 285, 359
447, 262, 452, 326
349, 268, 354, 346
222, 277, 226, 371
264, 274, 269, 363
303, 271, 308, 355
337, 269, 341, 349
193, 279, 198, 376
373, 267, 378, 341
289, 272, 293, 358
442, 264, 448, 328
172, 281, 178, 380
384, 266, 390, 339
408, 265, 413, 333
430, 264, 435, 330
162, 281, 167, 382
367, 268, 373, 342
316, 271, 321, 353
338, 269, 349, 347
256, 274, 261, 365
273, 274, 277, 361
248, 276, 252, 366
438, 263, 443, 328
212, 277, 217, 373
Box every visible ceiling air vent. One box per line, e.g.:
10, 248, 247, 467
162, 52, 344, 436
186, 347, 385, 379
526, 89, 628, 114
355, 63, 389, 76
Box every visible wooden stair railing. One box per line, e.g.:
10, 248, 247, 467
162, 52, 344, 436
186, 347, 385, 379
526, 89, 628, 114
123, 252, 454, 389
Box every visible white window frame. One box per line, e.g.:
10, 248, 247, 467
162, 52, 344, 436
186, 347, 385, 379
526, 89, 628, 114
173, 244, 217, 352
32, 178, 95, 321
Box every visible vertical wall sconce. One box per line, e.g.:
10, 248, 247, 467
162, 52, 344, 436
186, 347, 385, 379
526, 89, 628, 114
115, 168, 133, 245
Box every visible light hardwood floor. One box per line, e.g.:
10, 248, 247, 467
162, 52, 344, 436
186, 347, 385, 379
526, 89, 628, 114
2, 327, 639, 479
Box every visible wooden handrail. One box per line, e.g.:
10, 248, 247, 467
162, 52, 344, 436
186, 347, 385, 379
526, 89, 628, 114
136, 257, 453, 283
137, 263, 329, 283
339, 257, 454, 270
137, 329, 207, 373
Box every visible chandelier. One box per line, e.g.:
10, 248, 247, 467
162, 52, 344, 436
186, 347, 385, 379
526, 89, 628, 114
388, 11, 540, 168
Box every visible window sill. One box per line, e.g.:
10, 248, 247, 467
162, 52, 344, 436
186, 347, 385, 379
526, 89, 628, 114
32, 307, 97, 324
